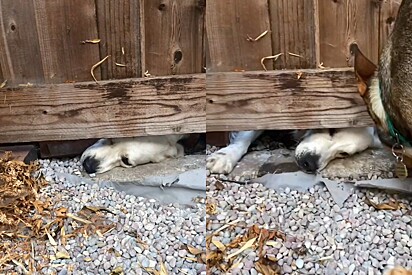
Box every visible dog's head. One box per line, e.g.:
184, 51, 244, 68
351, 0, 412, 148
294, 128, 375, 173
80, 139, 134, 174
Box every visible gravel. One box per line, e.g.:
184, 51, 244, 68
207, 175, 412, 274
7, 157, 206, 274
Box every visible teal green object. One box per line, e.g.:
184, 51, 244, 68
379, 83, 412, 146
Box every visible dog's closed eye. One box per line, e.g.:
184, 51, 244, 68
121, 156, 132, 166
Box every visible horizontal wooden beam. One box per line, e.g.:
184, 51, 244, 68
0, 74, 205, 143
206, 68, 373, 132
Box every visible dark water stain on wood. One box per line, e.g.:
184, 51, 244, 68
140, 76, 196, 93
102, 82, 132, 101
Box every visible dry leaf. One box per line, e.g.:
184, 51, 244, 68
255, 256, 281, 275
56, 207, 68, 218
365, 197, 400, 211
227, 237, 256, 260
56, 251, 70, 259
111, 266, 124, 275
215, 181, 225, 191
91, 55, 110, 83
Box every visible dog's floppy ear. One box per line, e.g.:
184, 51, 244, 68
350, 43, 377, 97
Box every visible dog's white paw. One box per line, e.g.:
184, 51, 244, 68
207, 147, 240, 174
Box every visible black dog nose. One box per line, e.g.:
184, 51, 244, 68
296, 153, 320, 173
82, 156, 99, 174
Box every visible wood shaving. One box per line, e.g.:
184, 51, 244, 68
115, 62, 127, 67
0, 79, 7, 89
247, 30, 269, 42
81, 39, 101, 44
91, 55, 110, 84
207, 224, 284, 273
260, 53, 283, 71
227, 237, 256, 260
288, 52, 303, 58
18, 83, 33, 88
0, 152, 115, 272
296, 72, 303, 79
144, 70, 151, 77
121, 47, 125, 55
318, 62, 326, 69
55, 251, 70, 259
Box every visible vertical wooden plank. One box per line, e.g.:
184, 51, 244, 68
33, 0, 100, 83
269, 0, 319, 69
206, 0, 272, 72
144, 0, 205, 76
0, 0, 44, 85
206, 0, 271, 142
379, 0, 401, 55
96, 0, 142, 80
318, 0, 380, 67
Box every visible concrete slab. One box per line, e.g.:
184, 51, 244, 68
320, 149, 394, 179
90, 154, 205, 183
227, 148, 395, 180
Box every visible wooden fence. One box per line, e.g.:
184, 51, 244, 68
0, 0, 206, 143
206, 0, 401, 132
0, 0, 403, 144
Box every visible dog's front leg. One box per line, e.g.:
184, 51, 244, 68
207, 130, 263, 174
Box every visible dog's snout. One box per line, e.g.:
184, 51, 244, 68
82, 156, 99, 174
296, 153, 320, 173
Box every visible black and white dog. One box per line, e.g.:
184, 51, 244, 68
81, 134, 206, 174
81, 134, 187, 174
206, 127, 381, 175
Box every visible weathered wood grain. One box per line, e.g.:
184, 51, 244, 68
269, 0, 319, 69
143, 0, 205, 76
33, 0, 101, 83
0, 0, 44, 84
207, 68, 373, 132
96, 0, 142, 80
318, 0, 380, 66
206, 0, 272, 72
0, 74, 205, 143
379, 0, 401, 55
